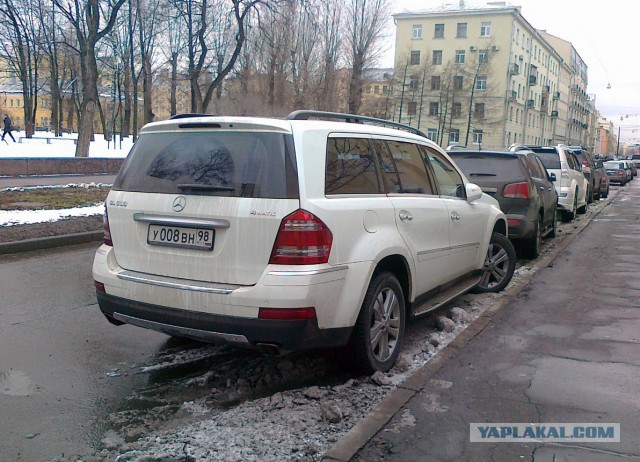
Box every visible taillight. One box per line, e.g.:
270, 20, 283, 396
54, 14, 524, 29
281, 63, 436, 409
269, 209, 333, 265
503, 182, 530, 199
94, 280, 106, 293
103, 203, 113, 246
583, 160, 589, 168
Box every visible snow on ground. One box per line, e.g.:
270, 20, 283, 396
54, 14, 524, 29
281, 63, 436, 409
1, 131, 120, 225
0, 130, 132, 158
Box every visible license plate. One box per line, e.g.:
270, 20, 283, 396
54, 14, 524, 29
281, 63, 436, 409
147, 224, 214, 251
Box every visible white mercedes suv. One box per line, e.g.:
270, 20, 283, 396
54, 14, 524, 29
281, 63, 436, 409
93, 111, 515, 373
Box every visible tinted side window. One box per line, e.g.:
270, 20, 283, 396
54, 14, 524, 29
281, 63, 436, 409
325, 137, 381, 194
532, 156, 550, 179
374, 140, 434, 194
526, 155, 544, 179
424, 147, 465, 198
567, 153, 580, 171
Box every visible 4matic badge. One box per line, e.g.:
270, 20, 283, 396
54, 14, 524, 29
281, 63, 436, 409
250, 210, 277, 217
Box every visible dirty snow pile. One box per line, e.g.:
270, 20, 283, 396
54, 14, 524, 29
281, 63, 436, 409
0, 183, 110, 226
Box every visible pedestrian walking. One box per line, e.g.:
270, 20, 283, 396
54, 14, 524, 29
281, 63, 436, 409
2, 114, 15, 143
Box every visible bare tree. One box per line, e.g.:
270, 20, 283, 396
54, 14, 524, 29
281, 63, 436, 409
0, 0, 44, 137
317, 0, 341, 112
53, 0, 127, 157
345, 0, 389, 114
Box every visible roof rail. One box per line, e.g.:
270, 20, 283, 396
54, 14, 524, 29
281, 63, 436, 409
169, 113, 215, 120
286, 110, 428, 139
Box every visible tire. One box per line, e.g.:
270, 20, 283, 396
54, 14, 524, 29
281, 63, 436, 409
348, 272, 406, 374
602, 185, 609, 198
561, 192, 577, 222
522, 215, 542, 259
587, 185, 594, 204
473, 232, 516, 294
577, 199, 587, 215
548, 213, 558, 238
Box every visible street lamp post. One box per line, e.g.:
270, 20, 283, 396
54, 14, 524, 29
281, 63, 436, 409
616, 126, 621, 158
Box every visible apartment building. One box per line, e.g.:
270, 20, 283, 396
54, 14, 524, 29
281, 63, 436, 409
393, 4, 587, 149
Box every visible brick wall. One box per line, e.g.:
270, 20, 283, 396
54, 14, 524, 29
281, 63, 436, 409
0, 158, 124, 177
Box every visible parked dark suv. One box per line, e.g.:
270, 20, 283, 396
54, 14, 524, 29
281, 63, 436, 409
448, 149, 558, 258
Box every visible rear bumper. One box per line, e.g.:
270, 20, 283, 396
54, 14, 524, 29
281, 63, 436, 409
506, 213, 535, 240
96, 291, 352, 352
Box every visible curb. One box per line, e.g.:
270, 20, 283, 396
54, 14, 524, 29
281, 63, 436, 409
322, 189, 621, 462
0, 230, 103, 255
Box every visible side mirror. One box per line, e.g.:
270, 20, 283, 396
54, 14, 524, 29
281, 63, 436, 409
549, 172, 557, 182
465, 183, 483, 202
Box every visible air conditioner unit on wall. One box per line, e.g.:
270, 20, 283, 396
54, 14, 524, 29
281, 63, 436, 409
492, 45, 499, 51
470, 46, 477, 51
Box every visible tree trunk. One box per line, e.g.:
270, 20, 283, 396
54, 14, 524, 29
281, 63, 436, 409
349, 52, 364, 114
170, 52, 178, 116
142, 53, 154, 124
122, 58, 131, 137
75, 46, 99, 157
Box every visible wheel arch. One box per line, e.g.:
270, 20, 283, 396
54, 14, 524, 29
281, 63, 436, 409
372, 255, 412, 309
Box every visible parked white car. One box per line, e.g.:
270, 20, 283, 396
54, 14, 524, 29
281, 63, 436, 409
93, 111, 516, 373
512, 145, 588, 222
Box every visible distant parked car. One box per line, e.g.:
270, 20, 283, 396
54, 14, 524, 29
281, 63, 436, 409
630, 154, 640, 170
620, 160, 634, 181
512, 145, 588, 222
624, 160, 637, 178
449, 149, 558, 258
566, 146, 597, 203
604, 161, 627, 185
592, 160, 610, 199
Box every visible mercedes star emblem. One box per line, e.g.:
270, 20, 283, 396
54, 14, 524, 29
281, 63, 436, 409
172, 196, 186, 212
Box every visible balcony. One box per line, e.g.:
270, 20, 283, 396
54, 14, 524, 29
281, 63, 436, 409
528, 74, 537, 86
526, 99, 535, 108
508, 90, 517, 101
543, 85, 550, 93
551, 110, 558, 118
509, 63, 519, 75
553, 91, 560, 100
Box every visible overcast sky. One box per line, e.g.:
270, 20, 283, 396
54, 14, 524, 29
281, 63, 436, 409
390, 0, 640, 141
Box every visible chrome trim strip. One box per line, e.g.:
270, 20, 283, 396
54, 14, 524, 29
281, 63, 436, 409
450, 242, 480, 251
418, 242, 479, 256
117, 270, 238, 294
133, 213, 230, 229
113, 312, 250, 345
267, 265, 349, 277
481, 187, 498, 193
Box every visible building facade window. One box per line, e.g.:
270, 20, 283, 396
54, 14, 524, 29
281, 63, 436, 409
452, 102, 462, 117
473, 130, 483, 144
455, 50, 465, 64
429, 102, 439, 116
475, 103, 485, 118
456, 22, 467, 38
434, 23, 444, 38
481, 22, 492, 37
408, 101, 417, 116
427, 128, 437, 141
409, 77, 419, 91
412, 24, 423, 39
454, 75, 463, 90
430, 75, 441, 90
410, 50, 420, 65
479, 49, 489, 63
449, 129, 460, 143
433, 50, 442, 65
476, 76, 487, 91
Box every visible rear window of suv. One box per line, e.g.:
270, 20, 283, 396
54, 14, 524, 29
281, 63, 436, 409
449, 153, 525, 180
113, 131, 299, 198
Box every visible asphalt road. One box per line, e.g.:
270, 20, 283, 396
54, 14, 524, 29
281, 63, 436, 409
0, 243, 168, 461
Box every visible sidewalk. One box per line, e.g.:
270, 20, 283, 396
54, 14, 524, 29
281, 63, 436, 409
334, 181, 640, 461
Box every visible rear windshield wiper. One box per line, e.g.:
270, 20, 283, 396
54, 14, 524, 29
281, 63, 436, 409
469, 173, 496, 177
177, 183, 235, 192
